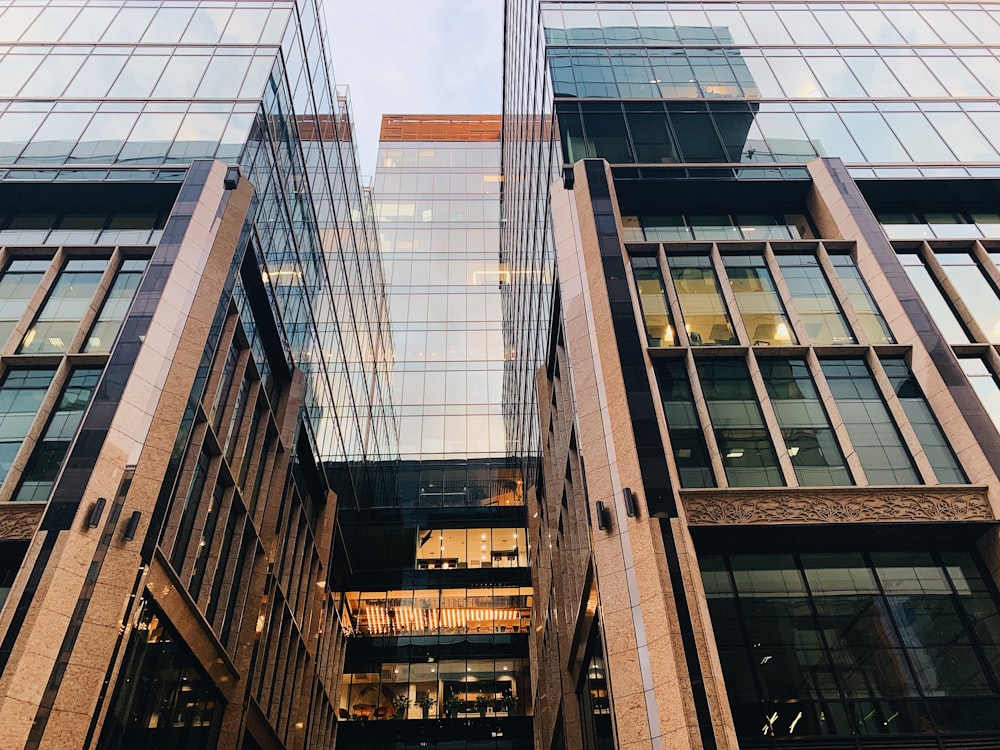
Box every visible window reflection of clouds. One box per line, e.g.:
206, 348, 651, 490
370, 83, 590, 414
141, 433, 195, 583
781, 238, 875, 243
101, 7, 156, 44
0, 54, 46, 98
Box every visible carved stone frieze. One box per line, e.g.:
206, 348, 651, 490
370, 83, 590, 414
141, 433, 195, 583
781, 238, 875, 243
681, 487, 994, 526
0, 504, 43, 539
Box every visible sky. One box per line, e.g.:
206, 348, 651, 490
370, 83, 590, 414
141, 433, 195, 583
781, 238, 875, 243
326, 1, 503, 174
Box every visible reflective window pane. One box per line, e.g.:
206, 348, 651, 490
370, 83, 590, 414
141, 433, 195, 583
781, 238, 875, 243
20, 259, 107, 354
776, 255, 854, 345
960, 359, 1000, 436
85, 259, 146, 353
0, 369, 56, 486
64, 54, 127, 98
882, 358, 966, 484
899, 254, 970, 343
631, 256, 677, 347
653, 360, 714, 488
0, 54, 46, 97
828, 255, 894, 344
13, 368, 101, 502
667, 255, 736, 345
935, 253, 1000, 343
697, 359, 783, 487
0, 259, 49, 346
723, 255, 796, 345
821, 359, 919, 485
760, 359, 851, 486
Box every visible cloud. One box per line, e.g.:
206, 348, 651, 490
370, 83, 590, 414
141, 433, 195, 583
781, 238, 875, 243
326, 0, 502, 172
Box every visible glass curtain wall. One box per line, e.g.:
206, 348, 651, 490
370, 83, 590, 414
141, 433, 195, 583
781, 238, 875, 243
701, 549, 1000, 740
376, 133, 506, 462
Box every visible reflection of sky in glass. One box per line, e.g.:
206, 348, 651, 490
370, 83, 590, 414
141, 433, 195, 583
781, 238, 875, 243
541, 3, 1000, 166
961, 359, 1000, 435
0, 2, 290, 167
376, 138, 506, 459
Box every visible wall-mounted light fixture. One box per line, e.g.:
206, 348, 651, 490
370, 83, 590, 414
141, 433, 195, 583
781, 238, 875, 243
88, 498, 107, 529
624, 487, 638, 518
123, 511, 142, 541
595, 501, 610, 530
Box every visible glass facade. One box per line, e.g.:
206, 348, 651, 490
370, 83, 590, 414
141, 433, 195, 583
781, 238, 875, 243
331, 118, 532, 749
339, 657, 529, 721
375, 127, 506, 460
702, 548, 1000, 740
506, 0, 1000, 747
0, 1, 397, 748
543, 1, 1000, 171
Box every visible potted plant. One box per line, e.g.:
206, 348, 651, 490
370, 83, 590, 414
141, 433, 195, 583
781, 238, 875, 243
497, 688, 516, 715
443, 693, 463, 719
416, 693, 436, 719
474, 694, 490, 718
391, 694, 410, 720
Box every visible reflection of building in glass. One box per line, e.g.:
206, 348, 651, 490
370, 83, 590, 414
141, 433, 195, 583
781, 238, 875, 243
505, 1, 1000, 749
0, 2, 396, 748
330, 116, 533, 750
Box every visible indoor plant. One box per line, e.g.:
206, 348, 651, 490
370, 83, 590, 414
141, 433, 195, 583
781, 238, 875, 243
416, 693, 436, 719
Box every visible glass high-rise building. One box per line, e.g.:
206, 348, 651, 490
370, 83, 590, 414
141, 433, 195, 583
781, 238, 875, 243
504, 1, 1000, 748
329, 115, 532, 750
0, 1, 395, 748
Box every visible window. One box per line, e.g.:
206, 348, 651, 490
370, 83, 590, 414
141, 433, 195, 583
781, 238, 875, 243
723, 255, 796, 346
702, 549, 1000, 740
341, 586, 532, 637
339, 658, 527, 721
13, 368, 100, 501
829, 255, 895, 344
20, 258, 107, 354
899, 254, 970, 343
0, 369, 56, 487
631, 257, 677, 347
936, 252, 1000, 343
960, 359, 1000, 435
653, 360, 714, 488
776, 254, 855, 345
820, 359, 919, 484
0, 259, 49, 347
85, 258, 146, 353
667, 256, 736, 346
170, 451, 211, 573
697, 359, 782, 487
415, 528, 526, 569
882, 359, 966, 484
759, 359, 851, 486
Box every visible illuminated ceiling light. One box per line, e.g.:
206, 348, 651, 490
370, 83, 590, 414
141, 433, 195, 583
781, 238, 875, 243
726, 449, 744, 459
788, 446, 800, 457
